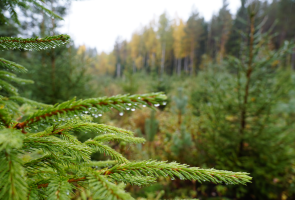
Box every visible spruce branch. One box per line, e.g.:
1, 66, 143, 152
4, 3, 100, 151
23, 136, 92, 162
0, 35, 70, 51
24, 154, 71, 174
103, 160, 252, 185
109, 174, 157, 186
0, 70, 34, 85
14, 93, 166, 130
88, 171, 134, 200
0, 108, 12, 128
0, 58, 28, 73
46, 178, 73, 200
36, 174, 136, 200
31, 1, 63, 20
93, 134, 145, 144
9, 96, 51, 108
29, 122, 134, 138
85, 140, 128, 164
0, 128, 24, 150
83, 160, 117, 168
0, 150, 28, 199
37, 177, 87, 189
0, 79, 19, 95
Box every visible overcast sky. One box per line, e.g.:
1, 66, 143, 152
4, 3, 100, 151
59, 0, 241, 53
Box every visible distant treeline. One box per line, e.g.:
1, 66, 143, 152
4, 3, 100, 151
90, 0, 295, 77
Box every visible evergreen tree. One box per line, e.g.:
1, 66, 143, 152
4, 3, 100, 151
0, 1, 251, 199
194, 5, 295, 199
225, 0, 248, 58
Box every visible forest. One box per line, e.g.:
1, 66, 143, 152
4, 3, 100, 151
1, 0, 295, 199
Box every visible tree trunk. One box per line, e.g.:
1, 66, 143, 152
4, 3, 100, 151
174, 56, 177, 75
161, 43, 166, 76
152, 53, 155, 69
116, 63, 121, 78
190, 48, 194, 75
177, 58, 181, 76
132, 61, 136, 73
184, 56, 188, 73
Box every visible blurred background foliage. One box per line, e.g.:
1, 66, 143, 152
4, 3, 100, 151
2, 0, 295, 199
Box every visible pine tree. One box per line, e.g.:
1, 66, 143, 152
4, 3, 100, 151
0, 1, 251, 199
225, 0, 248, 58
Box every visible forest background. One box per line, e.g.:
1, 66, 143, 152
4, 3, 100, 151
2, 0, 295, 199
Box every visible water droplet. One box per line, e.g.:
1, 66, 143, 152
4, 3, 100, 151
142, 105, 146, 107
131, 108, 135, 111
126, 107, 130, 110
119, 112, 124, 116
171, 177, 175, 180
98, 114, 102, 117
162, 102, 167, 105
154, 104, 160, 107
127, 103, 132, 106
